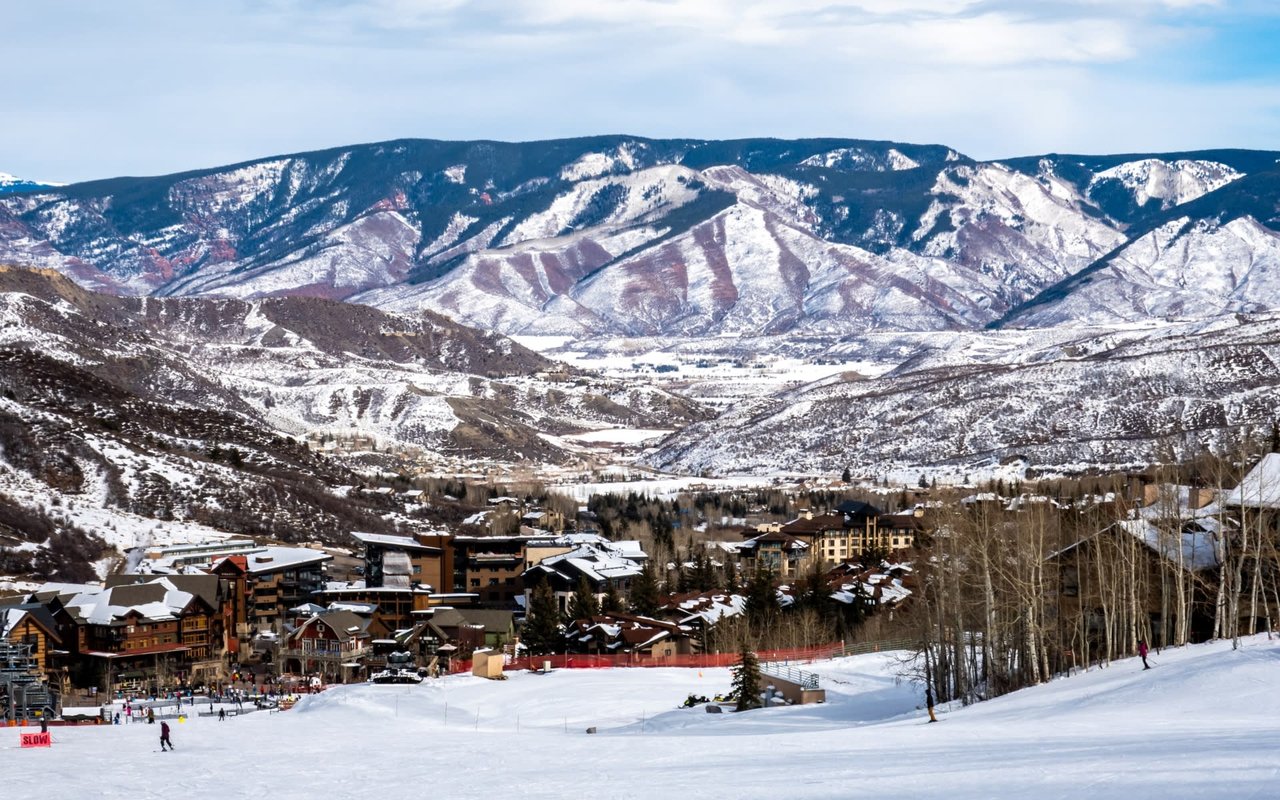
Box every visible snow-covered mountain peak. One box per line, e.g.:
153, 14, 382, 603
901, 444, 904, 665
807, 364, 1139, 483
798, 146, 922, 171
1088, 158, 1243, 211
559, 141, 650, 181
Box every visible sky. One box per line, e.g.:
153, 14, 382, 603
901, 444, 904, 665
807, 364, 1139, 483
4, 0, 1280, 183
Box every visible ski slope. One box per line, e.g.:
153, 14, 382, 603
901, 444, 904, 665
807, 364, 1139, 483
9, 636, 1280, 799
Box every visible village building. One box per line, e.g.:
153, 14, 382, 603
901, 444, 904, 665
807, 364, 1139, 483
423, 607, 516, 662
738, 530, 809, 577
1049, 515, 1222, 655
210, 546, 332, 642
748, 501, 910, 571
351, 530, 453, 594
38, 576, 227, 694
314, 583, 435, 633
0, 600, 63, 677
279, 609, 383, 684
521, 535, 646, 614
564, 612, 695, 657
655, 590, 746, 652
451, 533, 562, 606
877, 507, 931, 551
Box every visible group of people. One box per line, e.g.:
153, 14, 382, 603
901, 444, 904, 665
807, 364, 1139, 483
113, 703, 157, 725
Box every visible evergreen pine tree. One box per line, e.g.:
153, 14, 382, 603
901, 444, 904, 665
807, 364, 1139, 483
695, 552, 717, 591
725, 562, 741, 595
744, 566, 777, 631
602, 580, 623, 614
841, 466, 852, 483
630, 561, 661, 615
676, 551, 692, 593
567, 574, 600, 621
522, 578, 562, 656
732, 647, 763, 711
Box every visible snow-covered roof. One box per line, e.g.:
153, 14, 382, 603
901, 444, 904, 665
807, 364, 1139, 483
666, 591, 746, 625
526, 537, 647, 586
240, 547, 332, 574
0, 606, 32, 639
1224, 454, 1280, 509
328, 601, 378, 614
61, 577, 203, 626
1114, 519, 1220, 571
351, 531, 446, 552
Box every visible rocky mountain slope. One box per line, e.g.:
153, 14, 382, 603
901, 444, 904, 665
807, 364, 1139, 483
0, 266, 711, 579
647, 314, 1280, 475
4, 138, 1280, 477
6, 137, 1276, 339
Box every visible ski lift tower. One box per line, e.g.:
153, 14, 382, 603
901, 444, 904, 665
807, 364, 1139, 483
0, 640, 60, 724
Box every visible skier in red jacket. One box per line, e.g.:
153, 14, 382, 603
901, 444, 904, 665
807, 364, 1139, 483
160, 720, 174, 751
1138, 640, 1151, 670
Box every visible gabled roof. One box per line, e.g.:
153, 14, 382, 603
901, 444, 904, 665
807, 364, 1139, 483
780, 514, 846, 536
660, 591, 746, 625
836, 499, 881, 518
740, 531, 809, 552
565, 612, 691, 651
1053, 520, 1220, 572
1224, 454, 1280, 509
294, 610, 371, 642
59, 577, 214, 626
0, 604, 63, 644
429, 608, 514, 634
878, 512, 930, 532
107, 574, 223, 611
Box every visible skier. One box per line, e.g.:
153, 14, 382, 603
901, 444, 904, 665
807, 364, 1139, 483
160, 720, 173, 751
1138, 639, 1151, 670
147, 707, 155, 724
925, 687, 938, 723
218, 708, 226, 721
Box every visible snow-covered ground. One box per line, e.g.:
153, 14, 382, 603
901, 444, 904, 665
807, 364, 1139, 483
550, 474, 782, 501
13, 636, 1280, 799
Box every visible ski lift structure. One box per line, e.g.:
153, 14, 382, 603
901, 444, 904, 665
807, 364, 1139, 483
1, 641, 60, 724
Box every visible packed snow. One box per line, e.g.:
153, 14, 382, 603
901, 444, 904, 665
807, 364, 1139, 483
12, 636, 1280, 799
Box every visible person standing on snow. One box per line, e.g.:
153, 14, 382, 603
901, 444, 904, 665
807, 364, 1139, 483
160, 720, 173, 751
1138, 639, 1151, 670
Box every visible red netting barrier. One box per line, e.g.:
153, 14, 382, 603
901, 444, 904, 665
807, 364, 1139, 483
446, 642, 848, 674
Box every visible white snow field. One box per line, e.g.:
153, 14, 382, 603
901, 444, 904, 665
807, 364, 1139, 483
9, 636, 1280, 799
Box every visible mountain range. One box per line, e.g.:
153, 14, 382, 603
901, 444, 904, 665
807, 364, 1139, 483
3, 135, 1280, 477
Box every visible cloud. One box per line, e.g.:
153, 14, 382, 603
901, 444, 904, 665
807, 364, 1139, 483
0, 0, 1277, 182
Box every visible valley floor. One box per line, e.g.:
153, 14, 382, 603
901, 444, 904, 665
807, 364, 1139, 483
9, 636, 1280, 799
